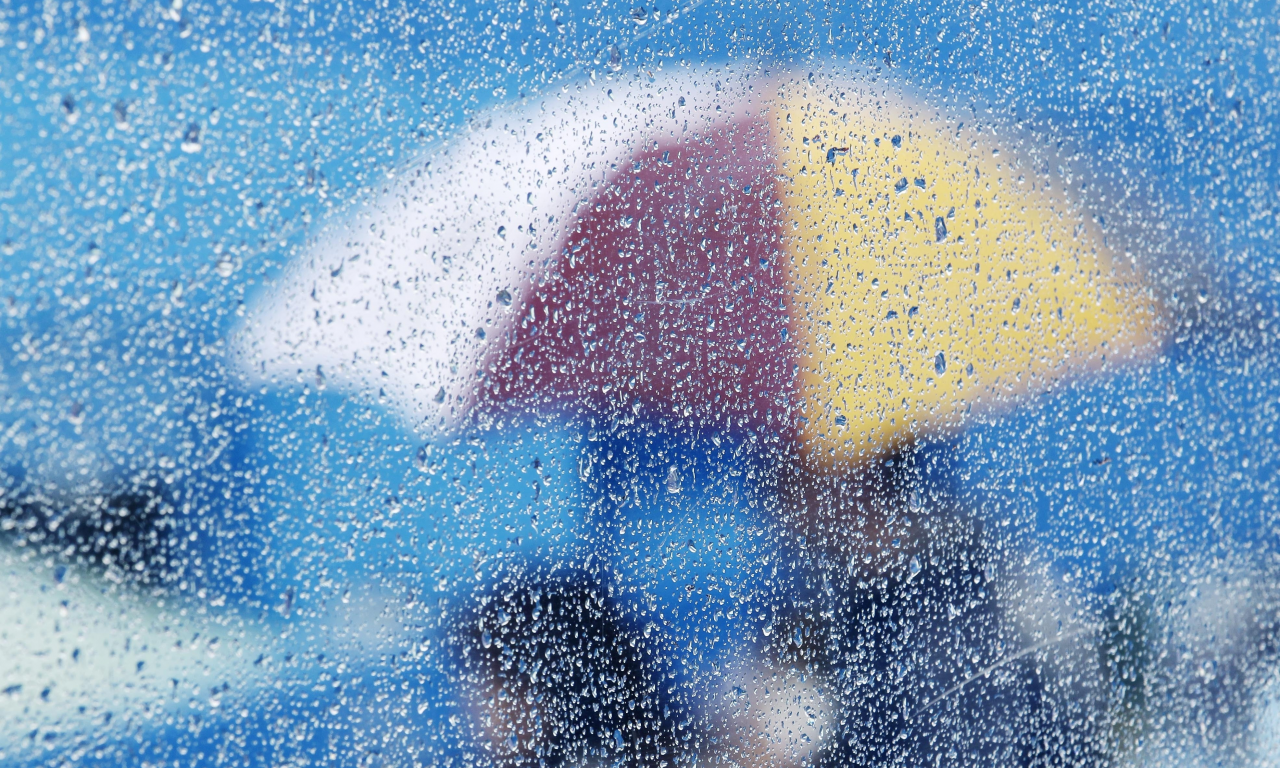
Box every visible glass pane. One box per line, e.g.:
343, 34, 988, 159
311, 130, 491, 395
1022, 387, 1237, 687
2, 1, 1277, 765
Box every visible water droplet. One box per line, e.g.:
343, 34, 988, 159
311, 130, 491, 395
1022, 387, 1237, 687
416, 444, 442, 474
894, 177, 908, 193
481, 630, 493, 649
665, 465, 681, 494
607, 44, 622, 72
75, 24, 90, 44
934, 352, 946, 375
890, 135, 902, 148
793, 627, 804, 647
914, 177, 926, 189
935, 216, 948, 242
630, 6, 648, 25
614, 729, 626, 749
910, 555, 922, 577
496, 288, 512, 306
215, 256, 235, 278
180, 123, 201, 153
834, 414, 847, 426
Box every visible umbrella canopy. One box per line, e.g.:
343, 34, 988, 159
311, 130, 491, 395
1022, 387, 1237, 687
240, 69, 1165, 462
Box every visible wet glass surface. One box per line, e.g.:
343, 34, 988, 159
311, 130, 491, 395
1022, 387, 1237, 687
2, 1, 1280, 765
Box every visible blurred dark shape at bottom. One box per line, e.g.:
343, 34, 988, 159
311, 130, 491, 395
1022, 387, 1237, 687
777, 465, 1108, 768
0, 484, 181, 585
453, 570, 676, 768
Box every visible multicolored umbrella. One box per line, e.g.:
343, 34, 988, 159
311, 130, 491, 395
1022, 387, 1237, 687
240, 69, 1166, 463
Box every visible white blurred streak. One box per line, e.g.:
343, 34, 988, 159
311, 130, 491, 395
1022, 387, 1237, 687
0, 546, 263, 759
234, 69, 739, 432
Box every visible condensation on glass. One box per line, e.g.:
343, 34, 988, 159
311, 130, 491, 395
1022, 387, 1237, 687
1, 1, 1278, 766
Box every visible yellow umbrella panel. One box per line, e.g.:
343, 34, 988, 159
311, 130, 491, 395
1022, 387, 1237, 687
773, 82, 1164, 464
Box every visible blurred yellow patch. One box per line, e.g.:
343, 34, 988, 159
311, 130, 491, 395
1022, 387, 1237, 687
773, 83, 1162, 463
